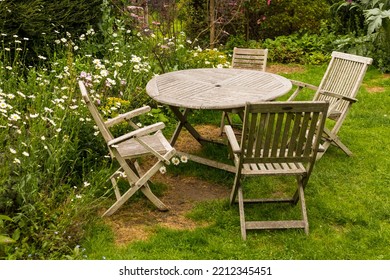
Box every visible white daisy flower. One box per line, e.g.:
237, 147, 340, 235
172, 157, 180, 166
159, 166, 167, 174
180, 155, 188, 163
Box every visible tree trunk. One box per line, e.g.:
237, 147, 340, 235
210, 0, 215, 48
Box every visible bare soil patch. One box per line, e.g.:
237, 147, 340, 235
267, 64, 305, 74
104, 125, 230, 246
366, 86, 386, 93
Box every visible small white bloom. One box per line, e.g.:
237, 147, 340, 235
9, 113, 21, 121
0, 101, 7, 109
100, 69, 109, 77
22, 151, 29, 157
83, 182, 90, 187
9, 148, 17, 154
180, 155, 188, 163
44, 107, 53, 113
159, 166, 167, 174
13, 158, 21, 164
17, 91, 26, 98
172, 157, 180, 166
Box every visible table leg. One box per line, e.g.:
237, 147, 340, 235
169, 106, 235, 173
169, 106, 204, 146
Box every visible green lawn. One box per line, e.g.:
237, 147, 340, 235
81, 65, 390, 260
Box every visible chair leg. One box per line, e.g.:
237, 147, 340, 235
102, 184, 142, 216
109, 167, 123, 200
332, 137, 353, 156
220, 111, 233, 136
238, 186, 247, 240
230, 171, 242, 205
102, 156, 168, 216
322, 128, 353, 157
297, 180, 309, 235
235, 176, 309, 239
110, 176, 121, 200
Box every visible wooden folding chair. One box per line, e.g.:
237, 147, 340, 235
288, 51, 373, 159
220, 48, 269, 135
78, 81, 176, 217
225, 101, 329, 240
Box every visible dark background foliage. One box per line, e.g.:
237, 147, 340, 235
0, 0, 102, 60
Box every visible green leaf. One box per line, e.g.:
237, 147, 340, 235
0, 235, 15, 245
368, 16, 383, 34
0, 215, 13, 222
12, 228, 20, 241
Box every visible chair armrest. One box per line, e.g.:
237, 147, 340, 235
105, 106, 151, 127
290, 80, 318, 91
108, 122, 165, 146
319, 90, 358, 103
287, 80, 318, 101
224, 125, 241, 154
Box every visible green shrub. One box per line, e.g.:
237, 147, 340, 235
260, 32, 336, 64
330, 0, 390, 72
0, 0, 102, 65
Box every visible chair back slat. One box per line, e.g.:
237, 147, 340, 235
232, 47, 268, 71
270, 112, 285, 157
303, 112, 320, 157
78, 81, 114, 143
315, 51, 372, 113
240, 102, 328, 164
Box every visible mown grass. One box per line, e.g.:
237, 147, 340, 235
81, 65, 390, 260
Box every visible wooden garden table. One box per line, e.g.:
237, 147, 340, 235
146, 68, 292, 172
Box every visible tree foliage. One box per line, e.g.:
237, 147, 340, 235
177, 0, 330, 46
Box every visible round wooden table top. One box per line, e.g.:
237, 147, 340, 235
146, 68, 292, 110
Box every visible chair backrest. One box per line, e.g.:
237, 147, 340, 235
240, 101, 329, 165
78, 80, 114, 143
314, 51, 373, 114
232, 47, 268, 71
